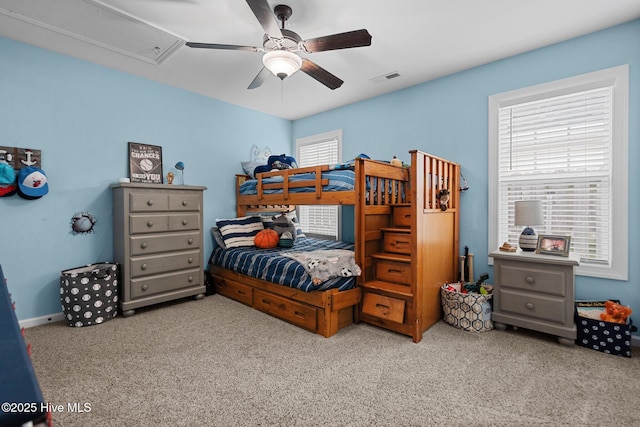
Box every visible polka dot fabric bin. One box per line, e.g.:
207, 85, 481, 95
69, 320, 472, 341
60, 263, 119, 327
575, 300, 636, 358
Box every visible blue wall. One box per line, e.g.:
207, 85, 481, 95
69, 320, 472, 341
293, 20, 640, 326
3, 19, 638, 328
0, 37, 291, 320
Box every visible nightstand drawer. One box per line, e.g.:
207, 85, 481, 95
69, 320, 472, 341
497, 263, 566, 296
498, 288, 566, 324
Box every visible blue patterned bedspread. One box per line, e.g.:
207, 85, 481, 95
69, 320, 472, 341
208, 237, 357, 292
239, 169, 355, 195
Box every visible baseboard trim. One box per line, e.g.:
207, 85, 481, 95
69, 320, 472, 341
632, 335, 640, 349
20, 312, 64, 329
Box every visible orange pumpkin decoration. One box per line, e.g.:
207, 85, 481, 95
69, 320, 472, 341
254, 228, 279, 249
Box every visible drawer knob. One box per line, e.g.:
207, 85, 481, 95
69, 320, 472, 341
182, 200, 188, 206
141, 284, 148, 291
140, 242, 148, 249
188, 238, 194, 245
141, 263, 148, 270
147, 200, 154, 206
525, 276, 535, 284
525, 302, 535, 311
182, 219, 188, 225
147, 220, 154, 227
188, 257, 194, 264
188, 276, 194, 282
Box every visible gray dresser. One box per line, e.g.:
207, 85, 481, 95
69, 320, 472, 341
112, 183, 207, 316
489, 250, 579, 345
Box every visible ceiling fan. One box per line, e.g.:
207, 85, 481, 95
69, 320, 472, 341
186, 0, 372, 90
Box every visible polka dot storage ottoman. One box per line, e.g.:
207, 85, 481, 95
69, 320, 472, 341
60, 263, 119, 327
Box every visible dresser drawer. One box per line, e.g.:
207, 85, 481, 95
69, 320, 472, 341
130, 213, 200, 235
129, 193, 169, 212
130, 232, 201, 256
497, 263, 566, 296
362, 293, 405, 324
254, 289, 317, 331
375, 259, 412, 285
213, 276, 253, 306
130, 250, 200, 278
498, 288, 566, 324
393, 207, 412, 228
130, 269, 201, 299
169, 194, 201, 211
383, 232, 411, 255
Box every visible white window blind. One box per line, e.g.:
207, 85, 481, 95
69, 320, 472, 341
489, 65, 628, 280
296, 130, 342, 240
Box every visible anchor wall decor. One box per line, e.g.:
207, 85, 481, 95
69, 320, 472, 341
0, 146, 42, 170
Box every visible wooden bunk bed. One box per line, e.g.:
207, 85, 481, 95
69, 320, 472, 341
208, 150, 460, 342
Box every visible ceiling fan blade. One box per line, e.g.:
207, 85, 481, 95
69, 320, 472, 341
186, 42, 260, 52
301, 59, 343, 90
248, 67, 271, 89
303, 29, 372, 53
245, 0, 283, 39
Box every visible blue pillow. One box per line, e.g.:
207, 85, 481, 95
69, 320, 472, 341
216, 216, 264, 248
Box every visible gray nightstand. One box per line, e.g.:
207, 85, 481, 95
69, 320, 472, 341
489, 250, 580, 346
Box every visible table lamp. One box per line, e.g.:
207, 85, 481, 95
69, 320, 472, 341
515, 200, 544, 252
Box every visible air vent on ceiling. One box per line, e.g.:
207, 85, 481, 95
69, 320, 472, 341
369, 71, 402, 84
0, 0, 185, 65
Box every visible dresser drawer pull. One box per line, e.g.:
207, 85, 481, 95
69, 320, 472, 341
237, 290, 246, 296
141, 263, 148, 270
182, 200, 188, 206
188, 276, 194, 283
294, 311, 306, 318
147, 220, 154, 227
141, 284, 148, 291
525, 276, 535, 284
188, 238, 194, 245
140, 242, 148, 249
376, 303, 390, 310
525, 302, 535, 310
147, 200, 154, 206
182, 219, 188, 225
188, 257, 194, 264
387, 269, 403, 274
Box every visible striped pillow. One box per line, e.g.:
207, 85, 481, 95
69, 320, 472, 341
216, 216, 264, 248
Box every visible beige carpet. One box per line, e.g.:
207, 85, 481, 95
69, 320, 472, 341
25, 294, 640, 427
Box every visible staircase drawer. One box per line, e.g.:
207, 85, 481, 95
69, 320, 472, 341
362, 293, 405, 324
254, 290, 317, 331
376, 259, 412, 285
383, 232, 411, 255
393, 207, 412, 227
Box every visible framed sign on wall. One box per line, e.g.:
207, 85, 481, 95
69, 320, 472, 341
128, 142, 163, 184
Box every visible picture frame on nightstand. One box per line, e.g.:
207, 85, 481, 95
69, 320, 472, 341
536, 234, 571, 256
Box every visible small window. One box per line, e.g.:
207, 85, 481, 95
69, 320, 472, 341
488, 66, 628, 280
295, 130, 342, 240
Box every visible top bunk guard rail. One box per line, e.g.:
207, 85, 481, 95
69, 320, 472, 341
410, 150, 459, 212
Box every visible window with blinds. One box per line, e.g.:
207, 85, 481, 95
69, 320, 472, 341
295, 130, 342, 240
488, 66, 628, 280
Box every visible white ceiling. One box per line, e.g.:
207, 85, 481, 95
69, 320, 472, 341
1, 0, 639, 120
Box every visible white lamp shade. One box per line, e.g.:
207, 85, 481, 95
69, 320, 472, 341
262, 50, 302, 79
514, 200, 544, 226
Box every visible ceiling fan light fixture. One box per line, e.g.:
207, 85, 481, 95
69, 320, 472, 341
262, 50, 302, 80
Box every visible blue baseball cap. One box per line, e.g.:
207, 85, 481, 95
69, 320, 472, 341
17, 166, 48, 199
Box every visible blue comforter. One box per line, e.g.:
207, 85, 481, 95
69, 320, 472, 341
208, 237, 357, 292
